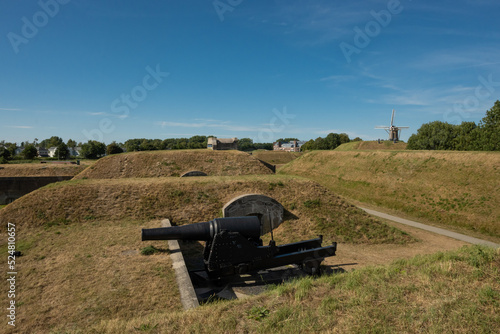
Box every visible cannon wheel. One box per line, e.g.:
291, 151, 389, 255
301, 259, 321, 275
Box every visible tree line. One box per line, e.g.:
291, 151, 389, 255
301, 133, 361, 151
0, 136, 279, 162
407, 100, 500, 151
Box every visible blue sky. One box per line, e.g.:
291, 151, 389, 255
1, 0, 499, 145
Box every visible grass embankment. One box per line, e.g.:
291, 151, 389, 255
251, 150, 303, 166
280, 150, 500, 242
7, 242, 500, 333
0, 175, 410, 245
0, 175, 414, 332
0, 163, 87, 177
112, 245, 498, 334
73, 149, 273, 179
334, 141, 408, 151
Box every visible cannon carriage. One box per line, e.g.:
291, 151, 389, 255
142, 216, 336, 278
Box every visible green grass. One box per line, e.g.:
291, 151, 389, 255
280, 150, 500, 241
43, 245, 499, 333
334, 141, 363, 151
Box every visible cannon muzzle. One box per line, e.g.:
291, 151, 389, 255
141, 216, 261, 241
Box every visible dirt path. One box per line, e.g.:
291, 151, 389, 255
324, 208, 499, 271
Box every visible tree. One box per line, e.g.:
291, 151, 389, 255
407, 121, 456, 150
80, 141, 106, 159
352, 137, 363, 142
55, 143, 70, 160
238, 138, 254, 151
314, 137, 329, 150
106, 142, 124, 155
23, 145, 38, 159
477, 100, 500, 151
162, 138, 176, 150
67, 139, 77, 148
453, 122, 477, 151
139, 139, 156, 151
188, 135, 208, 149
301, 139, 316, 151
6, 143, 17, 157
254, 142, 273, 150
339, 133, 350, 144
124, 139, 141, 152
40, 136, 64, 148
325, 133, 341, 149
0, 146, 11, 161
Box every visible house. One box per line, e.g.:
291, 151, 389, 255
69, 147, 82, 157
207, 137, 238, 150
273, 140, 305, 152
37, 147, 49, 158
48, 147, 58, 158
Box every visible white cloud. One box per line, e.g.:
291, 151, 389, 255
87, 111, 128, 119
6, 125, 33, 129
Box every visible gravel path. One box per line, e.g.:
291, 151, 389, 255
360, 207, 500, 249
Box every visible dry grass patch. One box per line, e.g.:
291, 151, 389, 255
20, 245, 498, 334
0, 219, 180, 334
0, 163, 87, 177
280, 150, 500, 241
73, 150, 273, 179
0, 174, 417, 333
251, 150, 303, 165
0, 175, 413, 245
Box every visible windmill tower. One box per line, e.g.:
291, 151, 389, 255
375, 109, 409, 143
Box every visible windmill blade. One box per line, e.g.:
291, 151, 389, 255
396, 126, 410, 129
375, 126, 390, 129
390, 109, 395, 127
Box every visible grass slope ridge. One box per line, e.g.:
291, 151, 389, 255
280, 150, 500, 240
0, 175, 414, 332
0, 163, 86, 177
251, 150, 303, 165
335, 140, 408, 151
0, 175, 410, 245
73, 149, 273, 179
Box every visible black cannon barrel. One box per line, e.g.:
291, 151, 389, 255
141, 216, 262, 241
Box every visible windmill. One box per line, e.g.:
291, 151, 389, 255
375, 109, 409, 143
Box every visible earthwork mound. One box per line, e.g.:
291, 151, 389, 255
73, 150, 274, 179
0, 175, 412, 245
0, 175, 414, 332
0, 163, 87, 177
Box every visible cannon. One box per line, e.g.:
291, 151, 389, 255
142, 216, 337, 278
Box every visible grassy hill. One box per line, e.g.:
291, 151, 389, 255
73, 149, 273, 179
0, 162, 87, 177
334, 140, 408, 151
251, 150, 303, 166
1, 149, 499, 333
113, 245, 497, 334
0, 175, 410, 244
279, 150, 500, 242
0, 175, 417, 333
